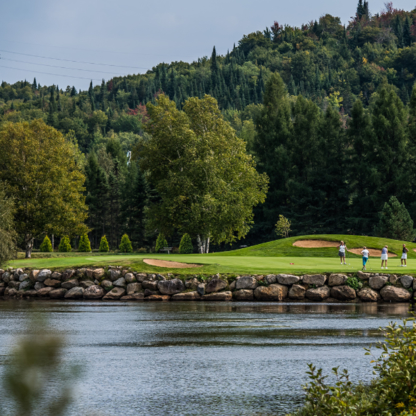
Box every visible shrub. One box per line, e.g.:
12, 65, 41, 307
137, 247, 147, 253
58, 236, 71, 252
119, 234, 133, 253
155, 233, 168, 253
99, 235, 109, 252
178, 233, 193, 254
346, 276, 363, 291
78, 234, 91, 252
39, 236, 53, 252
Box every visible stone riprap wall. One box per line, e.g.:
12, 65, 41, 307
0, 268, 414, 302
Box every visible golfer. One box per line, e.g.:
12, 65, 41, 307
361, 246, 369, 271
339, 241, 347, 265
381, 245, 388, 269
401, 244, 409, 267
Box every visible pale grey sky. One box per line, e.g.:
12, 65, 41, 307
1, 0, 415, 90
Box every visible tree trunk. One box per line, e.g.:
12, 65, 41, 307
25, 236, 34, 258
51, 234, 55, 251
197, 235, 210, 254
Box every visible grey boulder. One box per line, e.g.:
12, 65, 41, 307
380, 286, 411, 302
328, 274, 348, 287
205, 278, 228, 293
330, 285, 356, 300
369, 275, 388, 290
83, 285, 105, 299
158, 279, 185, 295
64, 287, 84, 299
236, 276, 258, 290
305, 286, 331, 301
399, 275, 413, 289
288, 284, 306, 300
277, 274, 301, 285
303, 274, 327, 287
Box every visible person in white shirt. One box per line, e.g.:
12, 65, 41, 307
338, 241, 347, 265
401, 244, 409, 267
361, 247, 369, 271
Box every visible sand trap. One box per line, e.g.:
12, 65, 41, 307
293, 240, 340, 248
348, 248, 397, 257
143, 259, 202, 268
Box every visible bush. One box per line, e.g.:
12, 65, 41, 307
346, 276, 363, 291
78, 234, 91, 252
137, 247, 147, 253
290, 316, 416, 415
178, 233, 193, 253
155, 233, 168, 253
58, 236, 71, 252
119, 234, 133, 253
99, 235, 109, 252
39, 236, 53, 252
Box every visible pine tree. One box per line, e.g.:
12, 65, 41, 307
376, 196, 414, 241
155, 233, 168, 253
58, 236, 72, 252
99, 235, 109, 252
178, 233, 193, 254
119, 234, 133, 252
78, 234, 92, 252
32, 78, 37, 90
39, 235, 53, 252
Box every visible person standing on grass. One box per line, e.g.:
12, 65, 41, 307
361, 246, 369, 271
401, 244, 409, 267
381, 245, 388, 269
339, 241, 347, 265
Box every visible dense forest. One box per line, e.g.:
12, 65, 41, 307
2, 0, 416, 250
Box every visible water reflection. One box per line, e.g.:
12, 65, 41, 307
0, 301, 411, 416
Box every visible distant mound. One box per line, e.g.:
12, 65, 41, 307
293, 240, 339, 248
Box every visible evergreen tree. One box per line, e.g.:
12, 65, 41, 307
99, 235, 109, 252
376, 196, 414, 241
119, 233, 133, 252
78, 234, 91, 252
178, 233, 193, 253
155, 233, 168, 253
39, 235, 53, 252
58, 236, 72, 252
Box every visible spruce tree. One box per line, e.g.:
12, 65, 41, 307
178, 233, 193, 254
155, 233, 168, 253
119, 234, 133, 252
39, 235, 53, 252
99, 235, 109, 252
58, 236, 72, 252
78, 234, 92, 252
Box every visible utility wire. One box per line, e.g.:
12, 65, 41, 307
0, 49, 148, 69
0, 65, 102, 81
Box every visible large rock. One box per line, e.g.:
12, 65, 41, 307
330, 285, 356, 300
305, 286, 331, 301
62, 269, 76, 281
236, 276, 258, 290
64, 287, 84, 299
51, 272, 62, 281
390, 275, 400, 284
144, 289, 159, 297
124, 273, 136, 283
369, 275, 388, 290
93, 268, 105, 280
205, 278, 228, 293
103, 287, 126, 300
264, 274, 277, 285
142, 280, 159, 290
83, 285, 105, 299
171, 291, 201, 301
233, 289, 254, 301
202, 291, 232, 301
101, 280, 113, 290
108, 269, 121, 282
328, 274, 348, 287
229, 281, 236, 291
28, 270, 40, 282
34, 282, 44, 291
80, 280, 95, 289
7, 288, 17, 296
303, 274, 327, 287
43, 279, 61, 288
23, 290, 37, 297
19, 274, 29, 282
158, 279, 185, 295
145, 295, 171, 301
2, 272, 11, 283
113, 278, 126, 288
357, 288, 380, 302
136, 273, 148, 283
288, 284, 306, 300
8, 281, 20, 289
277, 274, 301, 286
49, 288, 67, 299
61, 279, 79, 289
120, 293, 144, 301
380, 286, 412, 302
37, 287, 53, 297
400, 275, 413, 289
185, 278, 199, 290
37, 269, 52, 282
254, 284, 288, 301
126, 283, 142, 295
19, 280, 32, 291
197, 283, 205, 296
357, 271, 371, 280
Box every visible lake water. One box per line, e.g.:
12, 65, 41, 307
0, 301, 411, 416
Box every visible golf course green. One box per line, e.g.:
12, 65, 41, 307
8, 235, 416, 275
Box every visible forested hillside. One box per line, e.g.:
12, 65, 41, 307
2, 0, 416, 250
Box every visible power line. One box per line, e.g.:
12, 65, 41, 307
1, 57, 125, 75
0, 49, 149, 70
0, 65, 102, 81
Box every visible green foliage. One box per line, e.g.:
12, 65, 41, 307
119, 234, 133, 253
39, 236, 53, 253
78, 234, 91, 252
290, 317, 416, 415
0, 181, 16, 266
377, 196, 414, 241
179, 233, 193, 254
155, 233, 168, 253
275, 215, 291, 238
137, 247, 147, 253
346, 276, 363, 290
99, 235, 109, 252
58, 236, 72, 253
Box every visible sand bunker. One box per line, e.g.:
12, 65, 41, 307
348, 248, 397, 257
293, 240, 340, 248
143, 259, 202, 268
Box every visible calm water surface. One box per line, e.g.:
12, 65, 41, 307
0, 301, 411, 415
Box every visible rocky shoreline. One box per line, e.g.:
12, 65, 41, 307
0, 267, 414, 303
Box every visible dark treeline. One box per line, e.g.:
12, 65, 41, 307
1, 1, 416, 250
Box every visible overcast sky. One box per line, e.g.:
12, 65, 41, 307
1, 0, 415, 90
